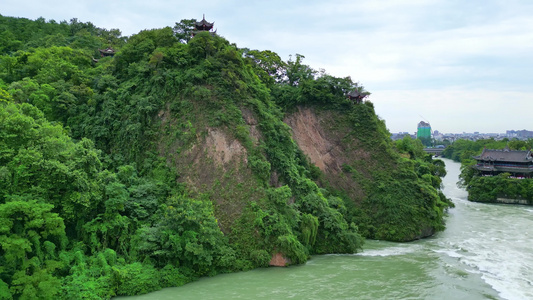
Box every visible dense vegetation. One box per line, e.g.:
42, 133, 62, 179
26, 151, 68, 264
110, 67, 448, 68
0, 15, 452, 298
442, 138, 533, 204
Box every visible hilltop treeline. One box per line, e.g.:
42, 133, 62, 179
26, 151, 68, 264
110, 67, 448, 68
0, 15, 451, 298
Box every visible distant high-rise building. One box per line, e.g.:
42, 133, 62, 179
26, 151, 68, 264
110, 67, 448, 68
507, 129, 533, 139
417, 121, 432, 139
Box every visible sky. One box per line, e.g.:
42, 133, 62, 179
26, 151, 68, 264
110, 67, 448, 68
3, 0, 533, 134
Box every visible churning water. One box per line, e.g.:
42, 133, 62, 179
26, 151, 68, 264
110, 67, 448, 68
123, 159, 533, 300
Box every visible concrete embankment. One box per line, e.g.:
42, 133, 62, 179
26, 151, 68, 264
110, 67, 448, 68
496, 198, 529, 205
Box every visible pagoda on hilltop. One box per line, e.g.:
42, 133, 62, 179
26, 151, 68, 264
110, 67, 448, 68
193, 14, 216, 37
346, 89, 370, 104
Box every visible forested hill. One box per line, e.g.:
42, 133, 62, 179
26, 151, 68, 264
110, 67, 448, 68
0, 15, 452, 298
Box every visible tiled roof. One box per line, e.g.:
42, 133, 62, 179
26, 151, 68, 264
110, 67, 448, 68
99, 47, 115, 54
346, 90, 369, 99
474, 148, 533, 162
195, 15, 214, 29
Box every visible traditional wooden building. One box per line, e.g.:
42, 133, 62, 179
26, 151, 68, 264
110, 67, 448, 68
346, 89, 369, 104
473, 147, 533, 178
99, 47, 115, 57
193, 15, 216, 37
195, 14, 214, 31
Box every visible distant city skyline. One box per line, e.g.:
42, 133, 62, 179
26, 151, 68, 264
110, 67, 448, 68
395, 124, 533, 135
3, 0, 533, 133
391, 128, 533, 136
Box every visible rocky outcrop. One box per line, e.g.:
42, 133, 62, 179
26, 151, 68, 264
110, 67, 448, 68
284, 107, 340, 173
205, 128, 248, 167
157, 106, 264, 234
269, 252, 291, 267
284, 106, 368, 203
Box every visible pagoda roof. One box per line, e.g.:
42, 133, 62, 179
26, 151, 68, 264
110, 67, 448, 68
346, 90, 369, 99
473, 148, 533, 163
195, 15, 214, 30
99, 47, 115, 54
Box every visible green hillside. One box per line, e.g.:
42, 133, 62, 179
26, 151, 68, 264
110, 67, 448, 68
0, 15, 452, 298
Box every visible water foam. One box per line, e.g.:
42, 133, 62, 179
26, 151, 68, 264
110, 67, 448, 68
433, 249, 463, 259
451, 232, 533, 300
357, 244, 420, 257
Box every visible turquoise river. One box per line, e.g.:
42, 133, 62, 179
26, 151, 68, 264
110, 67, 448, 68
123, 159, 533, 300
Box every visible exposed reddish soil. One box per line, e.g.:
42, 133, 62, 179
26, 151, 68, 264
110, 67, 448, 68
156, 105, 262, 234
269, 252, 291, 267
284, 106, 368, 203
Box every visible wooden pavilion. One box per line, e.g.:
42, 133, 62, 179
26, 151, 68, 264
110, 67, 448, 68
473, 147, 533, 178
346, 89, 370, 104
98, 47, 116, 57
192, 15, 216, 37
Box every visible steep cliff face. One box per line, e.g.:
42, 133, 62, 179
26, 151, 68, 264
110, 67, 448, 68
291, 102, 453, 241
158, 105, 363, 237
284, 106, 367, 203
155, 92, 449, 249
157, 104, 265, 235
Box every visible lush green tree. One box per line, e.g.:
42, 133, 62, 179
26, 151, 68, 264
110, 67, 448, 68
133, 195, 233, 276
0, 87, 11, 102
173, 19, 196, 43
417, 136, 433, 147
0, 198, 65, 299
396, 135, 426, 159
243, 49, 286, 88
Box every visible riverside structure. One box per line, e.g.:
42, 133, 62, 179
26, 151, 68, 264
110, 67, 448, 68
473, 147, 533, 178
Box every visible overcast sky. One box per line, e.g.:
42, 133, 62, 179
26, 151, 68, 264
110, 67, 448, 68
3, 0, 533, 134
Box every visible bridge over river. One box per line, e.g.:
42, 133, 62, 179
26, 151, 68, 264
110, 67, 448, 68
424, 147, 445, 156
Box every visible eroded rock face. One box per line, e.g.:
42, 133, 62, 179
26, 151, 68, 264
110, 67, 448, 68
269, 252, 291, 267
157, 104, 371, 233
284, 107, 341, 173
206, 128, 248, 167
284, 106, 368, 203
156, 106, 263, 234
241, 107, 262, 146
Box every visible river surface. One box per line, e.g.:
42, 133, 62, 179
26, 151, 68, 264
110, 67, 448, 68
124, 159, 533, 300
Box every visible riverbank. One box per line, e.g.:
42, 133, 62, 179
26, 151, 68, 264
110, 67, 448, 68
118, 159, 533, 300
